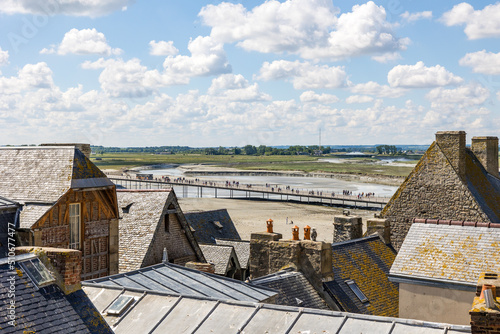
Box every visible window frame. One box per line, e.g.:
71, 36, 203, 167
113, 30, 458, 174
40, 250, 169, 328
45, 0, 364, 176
69, 203, 81, 250
345, 279, 369, 303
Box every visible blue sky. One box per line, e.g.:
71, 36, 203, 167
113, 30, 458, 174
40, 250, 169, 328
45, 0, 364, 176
1, 0, 500, 147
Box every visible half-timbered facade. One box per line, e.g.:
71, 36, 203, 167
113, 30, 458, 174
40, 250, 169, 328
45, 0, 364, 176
0, 146, 119, 280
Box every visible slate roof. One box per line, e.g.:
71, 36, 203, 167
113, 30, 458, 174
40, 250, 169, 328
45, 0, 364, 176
19, 203, 53, 229
184, 209, 241, 244
251, 268, 330, 310
0, 196, 18, 209
117, 190, 171, 272
0, 254, 113, 334
0, 199, 19, 258
215, 239, 250, 269
325, 235, 398, 317
390, 219, 500, 286
83, 261, 276, 303
83, 284, 471, 334
0, 146, 112, 204
199, 243, 240, 275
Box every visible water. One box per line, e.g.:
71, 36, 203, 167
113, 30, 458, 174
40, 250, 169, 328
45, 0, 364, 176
137, 167, 398, 197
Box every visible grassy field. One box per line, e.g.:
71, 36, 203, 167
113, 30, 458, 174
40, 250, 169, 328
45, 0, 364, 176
91, 152, 417, 177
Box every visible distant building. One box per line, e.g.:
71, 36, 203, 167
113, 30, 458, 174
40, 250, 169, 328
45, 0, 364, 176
199, 243, 241, 279
390, 219, 500, 325
381, 131, 500, 250
0, 146, 119, 279
215, 239, 250, 280
117, 189, 205, 272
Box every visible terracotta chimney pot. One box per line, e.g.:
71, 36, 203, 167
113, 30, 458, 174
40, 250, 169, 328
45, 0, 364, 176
304, 225, 311, 240
266, 219, 274, 233
292, 225, 299, 240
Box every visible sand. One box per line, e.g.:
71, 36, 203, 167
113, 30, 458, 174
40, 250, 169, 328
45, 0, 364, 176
178, 197, 377, 243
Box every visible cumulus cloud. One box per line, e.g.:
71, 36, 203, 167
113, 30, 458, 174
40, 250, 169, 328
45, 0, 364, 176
0, 47, 8, 66
349, 81, 406, 98
200, 0, 408, 61
40, 28, 122, 56
0, 0, 134, 17
300, 91, 339, 104
459, 50, 500, 75
400, 11, 432, 23
207, 74, 271, 101
498, 91, 500, 101
162, 36, 231, 78
0, 62, 54, 94
149, 40, 179, 56
441, 2, 500, 39
257, 60, 347, 89
425, 82, 490, 107
345, 95, 374, 104
387, 61, 463, 88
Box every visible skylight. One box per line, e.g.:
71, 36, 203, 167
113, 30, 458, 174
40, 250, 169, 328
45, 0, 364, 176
107, 295, 135, 315
346, 280, 368, 303
19, 258, 54, 287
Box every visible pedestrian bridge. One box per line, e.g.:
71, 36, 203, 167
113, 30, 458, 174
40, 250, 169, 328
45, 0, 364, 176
109, 177, 390, 210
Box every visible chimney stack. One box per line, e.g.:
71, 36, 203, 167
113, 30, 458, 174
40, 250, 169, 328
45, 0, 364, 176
470, 272, 500, 334
471, 137, 499, 177
366, 218, 391, 244
435, 131, 466, 179
333, 214, 362, 243
185, 262, 216, 274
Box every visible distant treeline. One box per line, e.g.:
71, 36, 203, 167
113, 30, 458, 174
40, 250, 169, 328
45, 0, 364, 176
91, 144, 424, 156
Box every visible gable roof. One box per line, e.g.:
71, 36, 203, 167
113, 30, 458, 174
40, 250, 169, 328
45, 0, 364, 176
184, 209, 241, 244
325, 235, 398, 317
83, 284, 471, 334
117, 190, 171, 272
390, 219, 500, 287
251, 268, 330, 310
117, 189, 205, 272
83, 261, 276, 303
0, 255, 113, 334
0, 146, 112, 203
199, 243, 240, 275
215, 239, 250, 269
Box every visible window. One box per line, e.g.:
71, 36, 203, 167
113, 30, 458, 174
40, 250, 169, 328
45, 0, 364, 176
19, 258, 54, 287
346, 280, 368, 303
69, 203, 81, 250
164, 214, 170, 233
107, 295, 135, 315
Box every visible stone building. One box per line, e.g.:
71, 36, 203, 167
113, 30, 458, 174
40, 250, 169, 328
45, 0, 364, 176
0, 146, 119, 279
381, 131, 500, 250
117, 189, 205, 272
184, 209, 241, 244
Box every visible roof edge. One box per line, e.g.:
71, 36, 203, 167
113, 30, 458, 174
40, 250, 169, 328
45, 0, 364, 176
388, 273, 476, 291
413, 218, 500, 228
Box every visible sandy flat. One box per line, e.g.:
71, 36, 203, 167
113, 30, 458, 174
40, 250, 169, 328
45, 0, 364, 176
179, 197, 378, 243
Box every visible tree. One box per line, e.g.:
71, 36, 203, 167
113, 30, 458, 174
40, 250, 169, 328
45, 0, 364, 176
244, 145, 257, 155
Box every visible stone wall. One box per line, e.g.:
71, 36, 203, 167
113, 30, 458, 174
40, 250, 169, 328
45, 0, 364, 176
471, 137, 499, 176
381, 140, 489, 250
332, 215, 362, 243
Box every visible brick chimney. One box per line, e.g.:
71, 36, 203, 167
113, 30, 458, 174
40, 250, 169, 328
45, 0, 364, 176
333, 214, 362, 243
17, 246, 82, 294
471, 137, 499, 177
435, 131, 466, 179
185, 261, 216, 274
470, 272, 500, 334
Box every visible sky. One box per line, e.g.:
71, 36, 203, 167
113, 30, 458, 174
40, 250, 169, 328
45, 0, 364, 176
1, 0, 500, 147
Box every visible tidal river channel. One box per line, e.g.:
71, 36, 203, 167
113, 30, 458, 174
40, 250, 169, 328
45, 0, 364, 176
137, 167, 399, 199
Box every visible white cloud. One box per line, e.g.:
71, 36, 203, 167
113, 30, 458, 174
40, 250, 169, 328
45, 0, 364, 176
149, 40, 179, 56
207, 74, 271, 101
459, 50, 500, 75
498, 91, 500, 101
41, 28, 122, 56
162, 36, 231, 78
300, 91, 339, 104
400, 11, 432, 23
0, 0, 135, 17
200, 0, 408, 61
0, 47, 8, 66
0, 62, 54, 94
349, 81, 406, 98
371, 52, 402, 63
257, 60, 347, 89
345, 95, 374, 104
388, 61, 463, 88
441, 2, 500, 39
426, 82, 490, 107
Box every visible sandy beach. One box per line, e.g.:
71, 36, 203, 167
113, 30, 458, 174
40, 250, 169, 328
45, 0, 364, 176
178, 197, 378, 243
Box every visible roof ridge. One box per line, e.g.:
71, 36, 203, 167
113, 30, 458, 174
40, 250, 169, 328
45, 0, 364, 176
331, 235, 380, 248
412, 218, 500, 228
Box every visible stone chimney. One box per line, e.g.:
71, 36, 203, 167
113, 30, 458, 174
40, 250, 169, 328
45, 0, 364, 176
333, 213, 362, 243
185, 261, 216, 274
366, 218, 390, 244
435, 131, 466, 179
16, 246, 82, 294
471, 137, 499, 176
470, 272, 500, 334
40, 143, 92, 158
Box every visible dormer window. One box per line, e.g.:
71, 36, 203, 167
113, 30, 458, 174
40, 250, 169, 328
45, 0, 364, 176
19, 258, 54, 288
346, 279, 368, 303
